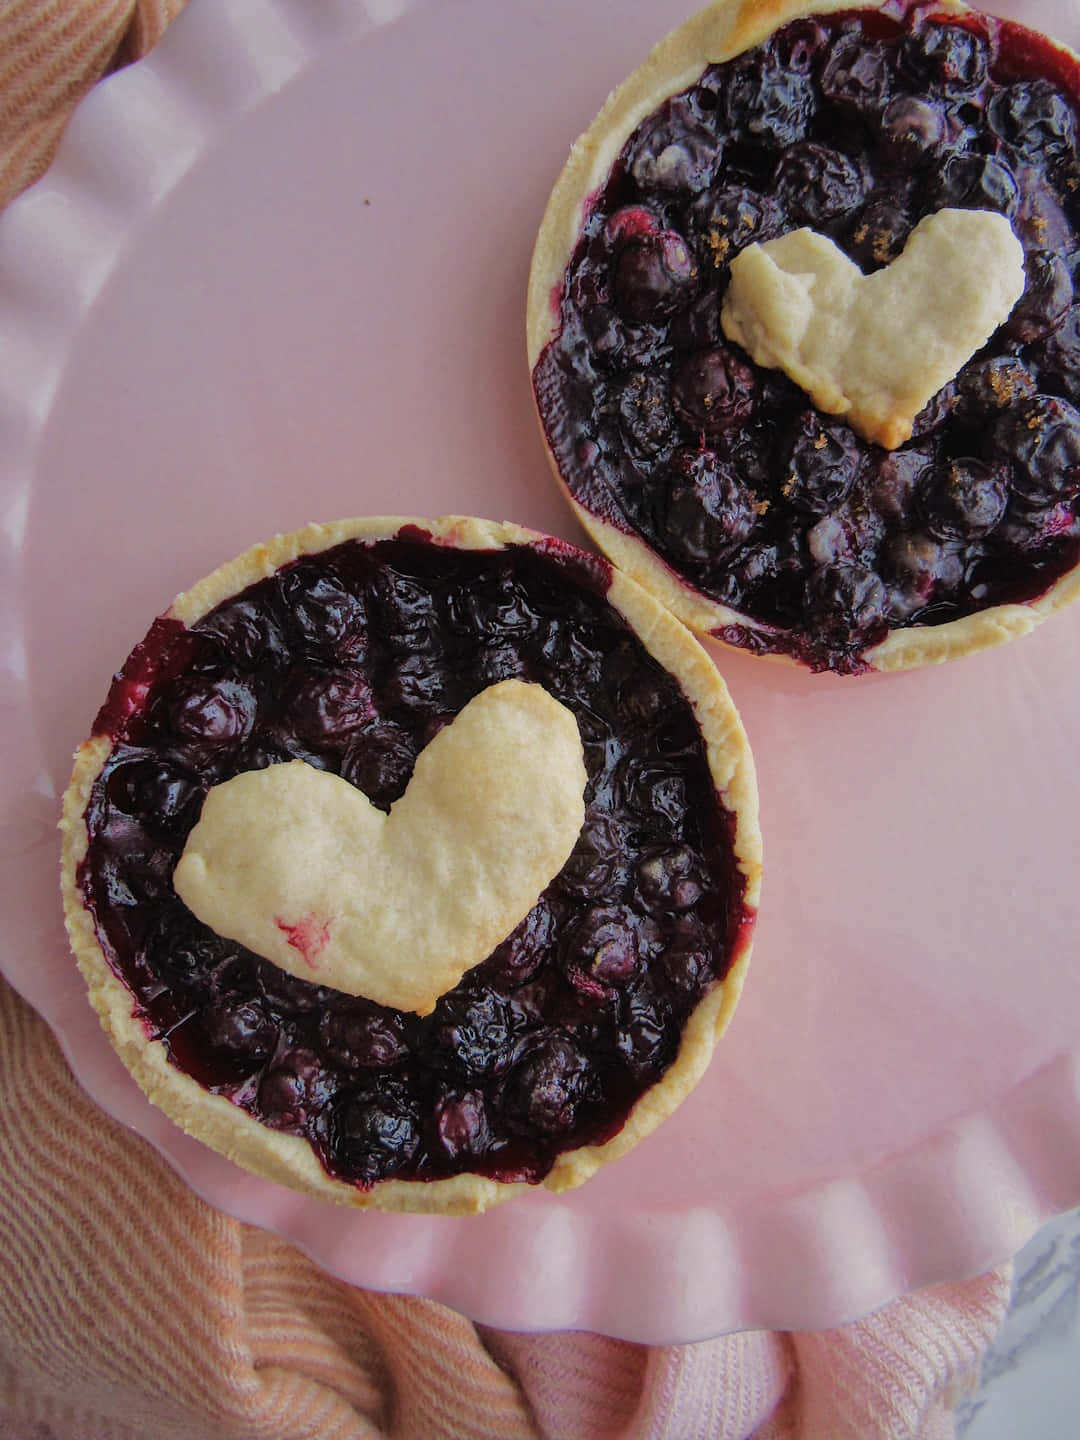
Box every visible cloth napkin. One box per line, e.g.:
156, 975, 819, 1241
0, 4, 1014, 1437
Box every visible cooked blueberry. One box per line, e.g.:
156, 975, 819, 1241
720, 49, 814, 151
902, 21, 988, 98
338, 720, 415, 805
780, 413, 863, 514
141, 907, 230, 991
433, 1089, 492, 1161
581, 303, 671, 372
882, 533, 964, 618
287, 669, 375, 742
319, 1003, 408, 1072
615, 982, 676, 1083
690, 184, 783, 274
775, 144, 865, 228
169, 678, 256, 745
501, 1034, 589, 1137
1005, 249, 1074, 342
928, 151, 1020, 217
635, 846, 704, 915
988, 79, 1078, 167
955, 357, 1037, 421
657, 448, 759, 565
427, 990, 524, 1080
613, 230, 696, 323
671, 349, 757, 435
257, 1048, 325, 1130
820, 32, 891, 116
668, 290, 723, 350
919, 459, 1009, 539
484, 903, 557, 989
106, 757, 201, 834
280, 565, 365, 659
558, 815, 632, 899
329, 1082, 421, 1181
990, 395, 1080, 504
805, 564, 888, 644
560, 904, 644, 995
867, 447, 933, 526
1032, 301, 1080, 402
203, 998, 277, 1060
847, 195, 914, 270
617, 372, 678, 457
626, 98, 720, 194
196, 597, 288, 671
880, 95, 948, 168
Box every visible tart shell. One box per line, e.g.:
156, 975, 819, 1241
60, 515, 761, 1215
526, 0, 1080, 672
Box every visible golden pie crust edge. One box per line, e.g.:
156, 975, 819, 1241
59, 515, 761, 1216
525, 0, 1080, 673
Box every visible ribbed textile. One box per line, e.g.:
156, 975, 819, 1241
0, 3, 1014, 1437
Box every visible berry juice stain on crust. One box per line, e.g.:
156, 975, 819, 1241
532, 5, 1080, 672
276, 914, 333, 968
77, 536, 749, 1191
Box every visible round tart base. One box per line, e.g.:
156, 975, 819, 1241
527, 0, 1080, 673
61, 516, 760, 1215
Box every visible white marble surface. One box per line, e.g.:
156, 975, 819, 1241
957, 1207, 1080, 1439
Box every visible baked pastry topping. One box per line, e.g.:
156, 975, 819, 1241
60, 518, 760, 1213
528, 0, 1080, 673
173, 681, 588, 1015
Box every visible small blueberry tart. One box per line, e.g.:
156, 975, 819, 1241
60, 517, 760, 1214
528, 0, 1080, 673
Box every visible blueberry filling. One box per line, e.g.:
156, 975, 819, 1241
532, 6, 1080, 672
78, 534, 749, 1189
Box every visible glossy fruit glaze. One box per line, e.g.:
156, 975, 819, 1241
77, 532, 750, 1189
532, 3, 1080, 671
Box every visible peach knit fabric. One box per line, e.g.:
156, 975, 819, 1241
0, 3, 1014, 1437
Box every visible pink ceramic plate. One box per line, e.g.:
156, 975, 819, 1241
2, 0, 1080, 1344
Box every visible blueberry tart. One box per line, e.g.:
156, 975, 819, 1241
60, 517, 760, 1214
528, 0, 1080, 673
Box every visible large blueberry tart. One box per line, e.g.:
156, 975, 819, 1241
60, 517, 760, 1214
528, 0, 1080, 673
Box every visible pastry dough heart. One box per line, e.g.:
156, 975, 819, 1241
721, 208, 1025, 450
173, 679, 587, 1014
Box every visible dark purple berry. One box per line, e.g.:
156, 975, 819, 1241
433, 1090, 492, 1161
775, 144, 865, 228
258, 1048, 325, 1130
427, 990, 524, 1080
169, 678, 256, 745
988, 79, 1078, 167
688, 184, 783, 273
805, 564, 888, 644
287, 669, 374, 742
613, 230, 696, 322
720, 50, 814, 151
867, 447, 933, 526
280, 565, 365, 659
329, 1082, 421, 1181
780, 413, 863, 514
1005, 249, 1074, 342
919, 459, 1009, 539
847, 195, 914, 270
484, 903, 557, 989
820, 33, 892, 116
671, 349, 757, 435
561, 904, 644, 995
955, 357, 1037, 422
501, 1034, 589, 1138
618, 372, 678, 457
880, 95, 948, 169
635, 845, 704, 916
203, 998, 277, 1061
106, 757, 200, 834
558, 815, 632, 899
615, 982, 675, 1083
929, 152, 1020, 217
882, 533, 964, 618
990, 395, 1080, 505
196, 597, 287, 671
626, 98, 720, 194
318, 1003, 408, 1072
902, 21, 989, 98
657, 448, 759, 565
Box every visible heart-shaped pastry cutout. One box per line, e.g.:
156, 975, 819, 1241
173, 679, 587, 1014
721, 208, 1025, 450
